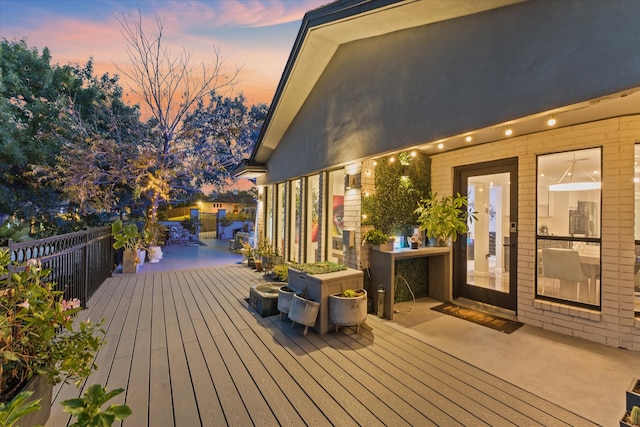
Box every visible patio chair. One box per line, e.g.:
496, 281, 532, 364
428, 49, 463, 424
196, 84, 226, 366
541, 248, 588, 301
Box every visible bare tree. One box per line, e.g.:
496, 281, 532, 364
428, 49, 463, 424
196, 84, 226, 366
115, 9, 240, 218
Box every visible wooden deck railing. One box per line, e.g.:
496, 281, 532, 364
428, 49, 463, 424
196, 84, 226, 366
5, 226, 113, 306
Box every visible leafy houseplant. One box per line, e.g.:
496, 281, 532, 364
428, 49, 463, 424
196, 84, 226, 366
0, 249, 105, 424
112, 220, 142, 273
362, 229, 392, 246
329, 288, 368, 333
414, 191, 477, 246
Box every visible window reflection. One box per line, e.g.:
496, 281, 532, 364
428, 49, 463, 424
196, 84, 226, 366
536, 148, 601, 307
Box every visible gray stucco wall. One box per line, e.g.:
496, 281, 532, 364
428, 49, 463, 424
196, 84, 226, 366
263, 0, 640, 184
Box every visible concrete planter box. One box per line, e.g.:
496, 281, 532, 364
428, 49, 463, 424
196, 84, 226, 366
627, 378, 640, 411
287, 267, 364, 335
328, 289, 368, 333
5, 375, 53, 427
248, 284, 281, 317
288, 294, 320, 336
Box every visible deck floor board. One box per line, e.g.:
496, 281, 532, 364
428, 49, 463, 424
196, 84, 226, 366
46, 264, 597, 427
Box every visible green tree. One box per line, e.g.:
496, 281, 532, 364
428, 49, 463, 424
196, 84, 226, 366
115, 9, 240, 219
179, 93, 268, 194
0, 39, 68, 218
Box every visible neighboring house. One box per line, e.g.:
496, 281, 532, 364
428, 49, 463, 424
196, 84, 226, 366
235, 0, 640, 350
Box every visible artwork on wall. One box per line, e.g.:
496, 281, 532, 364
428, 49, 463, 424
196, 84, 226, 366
332, 195, 344, 236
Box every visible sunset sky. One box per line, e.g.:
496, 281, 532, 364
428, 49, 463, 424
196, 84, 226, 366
0, 0, 329, 108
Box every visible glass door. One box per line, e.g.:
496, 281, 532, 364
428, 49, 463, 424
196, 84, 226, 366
454, 158, 518, 311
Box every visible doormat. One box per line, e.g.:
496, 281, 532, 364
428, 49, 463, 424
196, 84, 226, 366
431, 302, 523, 334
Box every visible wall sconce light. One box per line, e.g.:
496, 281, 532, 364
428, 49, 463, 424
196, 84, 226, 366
547, 115, 557, 126
505, 127, 513, 136
465, 135, 473, 142
344, 173, 361, 190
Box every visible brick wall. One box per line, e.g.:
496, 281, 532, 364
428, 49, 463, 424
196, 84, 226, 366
431, 115, 640, 350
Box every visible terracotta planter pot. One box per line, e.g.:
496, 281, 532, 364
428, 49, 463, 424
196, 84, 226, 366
288, 294, 320, 336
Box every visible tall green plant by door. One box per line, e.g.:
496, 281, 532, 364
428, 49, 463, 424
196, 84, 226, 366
362, 152, 430, 235
414, 191, 477, 245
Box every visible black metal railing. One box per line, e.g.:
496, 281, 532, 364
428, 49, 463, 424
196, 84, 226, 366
5, 227, 113, 306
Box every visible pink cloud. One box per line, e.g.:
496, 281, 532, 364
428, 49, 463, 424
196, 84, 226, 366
1, 0, 329, 108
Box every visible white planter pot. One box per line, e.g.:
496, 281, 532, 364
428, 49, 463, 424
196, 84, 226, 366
328, 289, 368, 333
288, 294, 320, 336
148, 246, 163, 263
138, 249, 146, 266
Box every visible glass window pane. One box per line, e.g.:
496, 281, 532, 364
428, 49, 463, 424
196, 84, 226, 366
306, 175, 320, 262
289, 179, 301, 263
327, 169, 345, 263
537, 148, 601, 238
537, 148, 601, 307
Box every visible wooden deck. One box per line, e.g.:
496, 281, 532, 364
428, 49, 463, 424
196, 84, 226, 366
47, 265, 595, 426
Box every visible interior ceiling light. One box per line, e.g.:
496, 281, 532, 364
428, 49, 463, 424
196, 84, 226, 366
547, 115, 557, 126
505, 127, 513, 136
549, 155, 602, 191
465, 136, 472, 142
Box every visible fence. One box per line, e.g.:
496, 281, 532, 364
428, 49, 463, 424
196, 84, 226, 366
5, 226, 113, 307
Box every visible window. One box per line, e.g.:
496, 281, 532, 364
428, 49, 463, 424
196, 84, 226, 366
305, 175, 320, 262
289, 179, 301, 262
634, 144, 640, 315
276, 183, 285, 257
326, 169, 345, 263
536, 148, 601, 307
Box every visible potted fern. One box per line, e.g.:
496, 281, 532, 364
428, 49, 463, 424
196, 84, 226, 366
414, 191, 476, 247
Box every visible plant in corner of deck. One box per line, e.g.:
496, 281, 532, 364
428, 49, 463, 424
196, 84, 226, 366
61, 384, 132, 426
111, 219, 142, 252
0, 248, 105, 406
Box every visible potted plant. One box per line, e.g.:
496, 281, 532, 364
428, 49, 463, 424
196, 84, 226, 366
414, 191, 477, 246
622, 406, 640, 427
240, 240, 256, 268
328, 289, 368, 333
286, 261, 364, 335
143, 218, 165, 263
277, 285, 296, 320
112, 219, 142, 273
409, 233, 422, 249
628, 378, 640, 414
362, 228, 394, 251
0, 250, 105, 426
288, 290, 321, 336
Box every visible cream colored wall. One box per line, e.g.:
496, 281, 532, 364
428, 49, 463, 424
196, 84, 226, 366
431, 116, 640, 350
